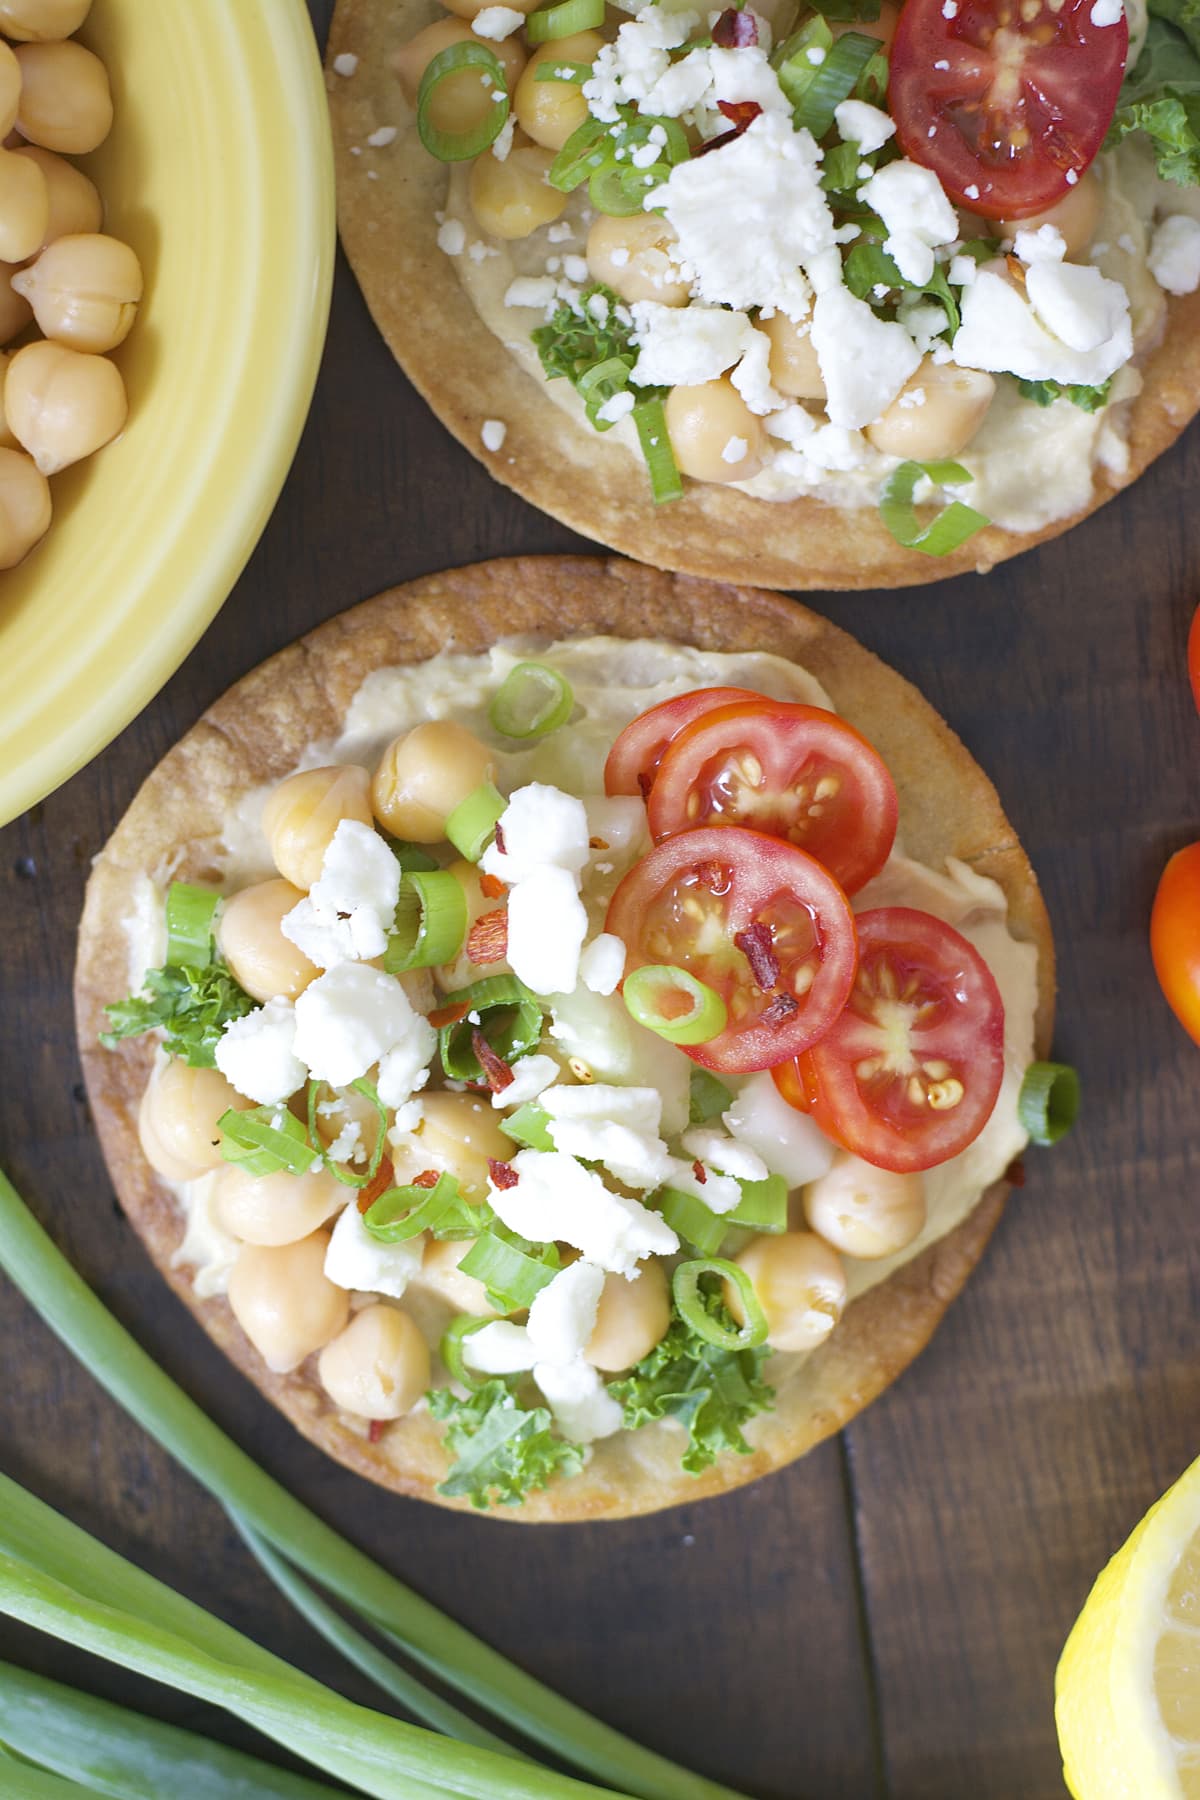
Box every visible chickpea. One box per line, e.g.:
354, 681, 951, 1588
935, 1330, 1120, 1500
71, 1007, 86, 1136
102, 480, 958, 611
212, 1164, 344, 1248
0, 1, 93, 40
417, 1091, 512, 1199
0, 353, 15, 447
664, 378, 765, 484
5, 339, 127, 474
371, 721, 494, 843
317, 1304, 430, 1420
587, 1262, 669, 1372
728, 1232, 847, 1353
586, 214, 690, 308
14, 41, 113, 155
996, 171, 1102, 259
0, 43, 21, 141
217, 878, 317, 1004
228, 1231, 349, 1374
419, 1236, 494, 1315
261, 764, 374, 891
469, 144, 566, 240
803, 1153, 926, 1261
866, 357, 995, 460
137, 1060, 249, 1184
0, 445, 48, 567
0, 266, 30, 342
0, 146, 48, 263
392, 20, 525, 137
13, 146, 102, 249
760, 310, 825, 400
513, 33, 604, 152
13, 233, 142, 353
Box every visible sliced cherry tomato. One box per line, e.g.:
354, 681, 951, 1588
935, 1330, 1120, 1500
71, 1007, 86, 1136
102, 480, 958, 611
605, 825, 858, 1074
1151, 843, 1200, 1047
647, 701, 898, 897
604, 687, 760, 799
1188, 603, 1200, 718
786, 907, 1006, 1173
889, 0, 1128, 220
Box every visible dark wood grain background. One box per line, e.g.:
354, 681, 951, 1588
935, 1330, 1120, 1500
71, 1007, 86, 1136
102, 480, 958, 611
2, 5, 1199, 1794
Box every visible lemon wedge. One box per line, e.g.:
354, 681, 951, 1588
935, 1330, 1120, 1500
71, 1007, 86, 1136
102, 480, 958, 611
1057, 1454, 1200, 1797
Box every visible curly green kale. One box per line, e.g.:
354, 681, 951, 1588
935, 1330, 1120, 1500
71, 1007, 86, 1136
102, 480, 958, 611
1109, 11, 1200, 184
100, 962, 256, 1068
1016, 376, 1113, 413
607, 1312, 774, 1477
429, 1380, 585, 1510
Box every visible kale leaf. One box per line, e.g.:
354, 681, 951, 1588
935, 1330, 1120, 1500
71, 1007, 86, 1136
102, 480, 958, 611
429, 1380, 584, 1509
1016, 376, 1114, 413
607, 1311, 774, 1476
100, 961, 256, 1067
1109, 16, 1200, 184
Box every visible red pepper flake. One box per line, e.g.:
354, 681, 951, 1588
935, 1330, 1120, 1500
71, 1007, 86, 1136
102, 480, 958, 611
479, 871, 507, 900
429, 999, 471, 1030
494, 821, 507, 855
762, 991, 800, 1027
589, 835, 610, 850
1004, 1158, 1027, 1188
368, 1419, 386, 1444
697, 99, 762, 155
637, 771, 654, 801
692, 1158, 708, 1185
411, 1168, 440, 1189
357, 1156, 395, 1214
735, 921, 780, 991
488, 1157, 519, 1190
713, 7, 758, 46
466, 908, 508, 965
473, 1028, 515, 1093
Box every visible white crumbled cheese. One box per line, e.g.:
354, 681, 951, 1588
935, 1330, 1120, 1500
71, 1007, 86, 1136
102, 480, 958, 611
609, 246, 630, 267
801, 422, 870, 471
481, 418, 507, 452
504, 275, 558, 309
721, 434, 750, 464
638, 48, 712, 119
366, 126, 397, 148
1091, 0, 1123, 21
653, 111, 841, 321
464, 1320, 536, 1374
533, 1358, 623, 1441
547, 221, 574, 244
375, 1010, 437, 1110
680, 1127, 770, 1184
1148, 214, 1200, 295
596, 390, 636, 425
631, 140, 660, 168
332, 52, 358, 76
325, 1119, 363, 1164
764, 402, 816, 448
861, 159, 958, 287
489, 1149, 678, 1275
583, 6, 699, 120
437, 219, 466, 257
1065, 168, 1079, 186
293, 965, 425, 1088
490, 115, 514, 162
833, 99, 895, 155
214, 997, 306, 1105
899, 385, 926, 410
391, 1098, 424, 1133
490, 1051, 560, 1108
663, 1154, 741, 1214
527, 1260, 606, 1364
583, 794, 648, 855
544, 1083, 662, 1134
943, 0, 957, 14
324, 1201, 424, 1299
949, 253, 979, 287
579, 934, 627, 996
280, 819, 400, 970
472, 4, 524, 38
542, 1083, 672, 1189
563, 254, 590, 283
722, 1070, 836, 1188
481, 784, 590, 885
506, 865, 589, 996
1025, 258, 1129, 353
1012, 223, 1067, 266
810, 284, 921, 429
963, 181, 979, 199
707, 43, 793, 119
898, 293, 950, 355
629, 302, 757, 388
729, 324, 783, 414
952, 267, 1131, 386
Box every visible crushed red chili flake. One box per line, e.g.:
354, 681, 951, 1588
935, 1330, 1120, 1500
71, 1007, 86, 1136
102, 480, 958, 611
411, 1168, 440, 1189
762, 991, 800, 1026
428, 999, 471, 1030
479, 871, 507, 900
466, 908, 508, 965
488, 1157, 519, 1190
637, 771, 653, 801
357, 1156, 395, 1213
589, 836, 610, 850
473, 1028, 515, 1093
697, 99, 762, 155
735, 921, 780, 991
1004, 1158, 1027, 1188
368, 1419, 386, 1444
494, 821, 507, 855
692, 1158, 708, 1185
713, 7, 758, 46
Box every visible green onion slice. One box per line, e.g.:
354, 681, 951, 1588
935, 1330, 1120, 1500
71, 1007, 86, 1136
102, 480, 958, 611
534, 58, 593, 81
498, 1101, 555, 1151
383, 870, 468, 974
445, 780, 506, 863
416, 43, 510, 163
879, 459, 990, 557
673, 1258, 768, 1350
656, 1187, 728, 1257
526, 0, 604, 44
438, 974, 544, 1081
218, 1106, 319, 1179
440, 1315, 493, 1390
305, 1078, 388, 1190
489, 662, 574, 739
791, 30, 879, 137
727, 1173, 788, 1234
459, 1223, 561, 1312
386, 838, 440, 874
623, 963, 727, 1045
576, 355, 635, 427
1017, 1060, 1081, 1147
549, 116, 612, 192
633, 397, 683, 505
588, 161, 666, 216
688, 1068, 733, 1126
364, 1172, 480, 1242
773, 16, 833, 107
164, 883, 219, 968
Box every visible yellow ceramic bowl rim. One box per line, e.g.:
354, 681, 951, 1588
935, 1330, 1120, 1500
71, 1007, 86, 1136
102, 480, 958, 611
0, 0, 335, 827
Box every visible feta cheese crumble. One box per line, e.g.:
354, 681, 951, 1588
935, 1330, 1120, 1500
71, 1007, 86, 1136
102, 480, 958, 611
325, 1201, 424, 1299
833, 99, 895, 156
1148, 214, 1200, 296
332, 52, 358, 76
293, 964, 429, 1089
481, 418, 507, 452
472, 5, 524, 38
215, 997, 306, 1105
487, 1149, 678, 1276
281, 819, 400, 970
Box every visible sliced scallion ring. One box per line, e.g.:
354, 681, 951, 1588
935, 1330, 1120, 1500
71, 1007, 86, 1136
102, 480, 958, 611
1017, 1060, 1081, 1147
623, 963, 727, 1045
576, 355, 633, 427
549, 116, 612, 191
525, 0, 604, 43
588, 162, 664, 216
385, 838, 440, 874
672, 1258, 768, 1349
364, 1171, 477, 1242
440, 1314, 493, 1390
416, 43, 510, 163
633, 397, 683, 505
445, 780, 506, 862
459, 1224, 561, 1311
656, 1187, 728, 1257
164, 883, 219, 967
383, 869, 468, 973
438, 973, 544, 1081
727, 1173, 788, 1234
218, 1107, 320, 1179
305, 1078, 388, 1190
489, 662, 574, 739
879, 459, 990, 557
498, 1101, 555, 1151
791, 31, 879, 138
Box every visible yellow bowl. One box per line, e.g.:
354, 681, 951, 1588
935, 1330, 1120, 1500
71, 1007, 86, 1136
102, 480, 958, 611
0, 0, 335, 826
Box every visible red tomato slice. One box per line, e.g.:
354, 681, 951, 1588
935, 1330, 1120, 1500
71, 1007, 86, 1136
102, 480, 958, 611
786, 907, 1006, 1173
889, 0, 1128, 220
1150, 842, 1200, 1047
604, 688, 760, 799
605, 825, 858, 1074
647, 701, 898, 897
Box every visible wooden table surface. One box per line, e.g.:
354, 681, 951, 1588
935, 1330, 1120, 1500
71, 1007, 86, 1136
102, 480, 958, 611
2, 6, 1200, 1795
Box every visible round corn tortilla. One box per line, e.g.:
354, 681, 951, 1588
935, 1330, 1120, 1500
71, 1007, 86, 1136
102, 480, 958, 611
324, 0, 1200, 591
75, 555, 1055, 1520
